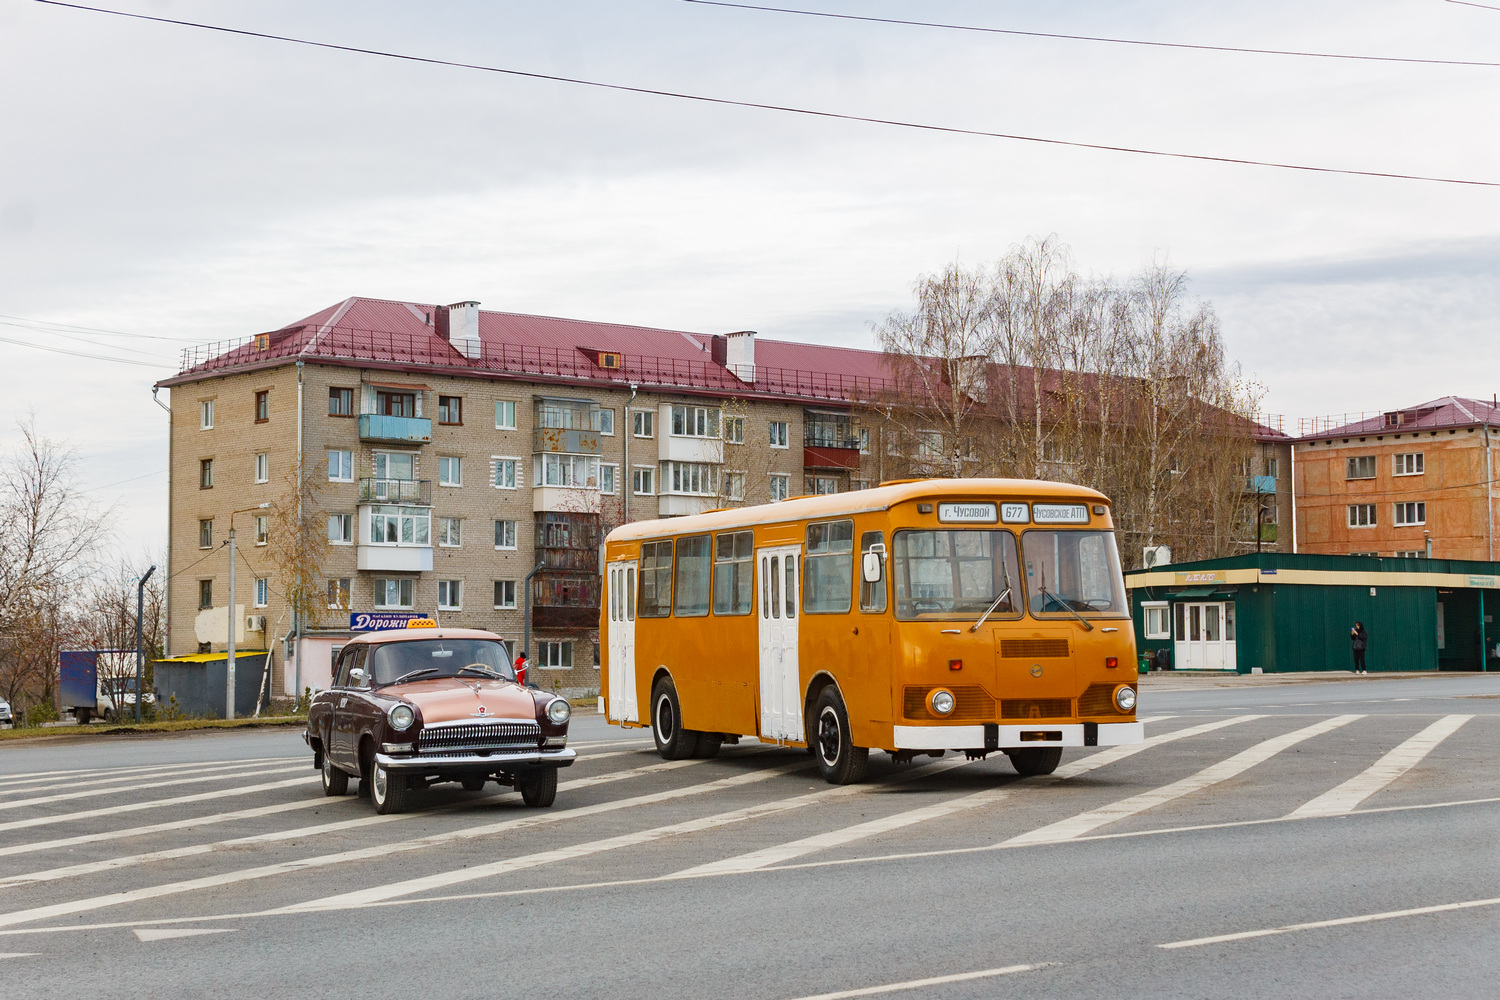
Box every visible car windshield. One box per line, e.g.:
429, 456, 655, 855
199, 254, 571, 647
1020, 530, 1128, 616
368, 638, 514, 686
892, 529, 1022, 619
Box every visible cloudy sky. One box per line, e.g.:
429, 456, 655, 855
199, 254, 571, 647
2, 0, 1498, 547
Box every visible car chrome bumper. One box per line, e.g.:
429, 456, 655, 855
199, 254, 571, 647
893, 722, 1143, 750
373, 748, 577, 770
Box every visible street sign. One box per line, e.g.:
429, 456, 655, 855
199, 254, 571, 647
349, 611, 426, 631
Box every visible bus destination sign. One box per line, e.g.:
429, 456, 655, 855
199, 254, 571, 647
350, 611, 426, 632
938, 502, 998, 523
1032, 503, 1090, 524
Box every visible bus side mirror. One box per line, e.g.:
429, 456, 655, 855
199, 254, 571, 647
862, 552, 883, 583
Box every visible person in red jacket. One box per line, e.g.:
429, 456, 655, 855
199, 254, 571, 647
513, 650, 529, 686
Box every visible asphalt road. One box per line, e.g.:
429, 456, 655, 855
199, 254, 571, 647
1, 673, 1496, 1000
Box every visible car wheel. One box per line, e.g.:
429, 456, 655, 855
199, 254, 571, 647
651, 676, 700, 760
370, 759, 408, 814
694, 733, 723, 759
518, 768, 558, 807
460, 777, 486, 792
813, 686, 869, 785
321, 752, 349, 796
1006, 747, 1063, 777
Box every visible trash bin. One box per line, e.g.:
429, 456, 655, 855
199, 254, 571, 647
1138, 652, 1152, 675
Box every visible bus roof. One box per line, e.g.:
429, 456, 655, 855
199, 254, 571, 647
606, 477, 1110, 543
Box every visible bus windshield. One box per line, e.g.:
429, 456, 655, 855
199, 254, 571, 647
892, 529, 1022, 619
368, 639, 514, 685
1020, 530, 1128, 616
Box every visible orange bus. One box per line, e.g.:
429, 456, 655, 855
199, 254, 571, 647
600, 478, 1142, 783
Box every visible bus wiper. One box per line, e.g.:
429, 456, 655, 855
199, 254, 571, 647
1040, 584, 1094, 631
970, 588, 1011, 633
389, 667, 441, 685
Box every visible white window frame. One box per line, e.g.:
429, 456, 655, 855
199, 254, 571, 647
632, 410, 655, 438
491, 457, 520, 490
601, 463, 618, 495
857, 428, 870, 454
373, 451, 417, 482
253, 578, 269, 608
1142, 601, 1170, 640
770, 474, 790, 502
328, 513, 353, 545
806, 476, 839, 496
632, 466, 655, 496
1393, 453, 1424, 477
723, 416, 744, 445
538, 639, 573, 669
769, 421, 789, 449
1396, 550, 1425, 558
328, 449, 353, 483
1266, 457, 1279, 479
495, 400, 517, 430
535, 452, 601, 489
254, 452, 269, 484
437, 579, 462, 611
1348, 503, 1377, 528
670, 404, 719, 439
661, 461, 719, 496
493, 579, 518, 609
723, 471, 745, 501
1394, 501, 1426, 526
595, 408, 615, 436
199, 400, 214, 430
494, 519, 517, 550
367, 505, 431, 547
438, 516, 462, 548
254, 515, 269, 546
327, 578, 351, 610
438, 456, 462, 487
373, 577, 415, 610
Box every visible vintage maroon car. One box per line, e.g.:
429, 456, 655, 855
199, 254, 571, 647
304, 625, 575, 814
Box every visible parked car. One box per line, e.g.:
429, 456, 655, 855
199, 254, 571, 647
0, 698, 11, 727
97, 683, 156, 722
304, 624, 574, 814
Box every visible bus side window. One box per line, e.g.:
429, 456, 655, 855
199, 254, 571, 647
638, 540, 673, 618
859, 530, 887, 613
626, 568, 635, 621
770, 556, 781, 619
785, 555, 796, 618
761, 557, 770, 618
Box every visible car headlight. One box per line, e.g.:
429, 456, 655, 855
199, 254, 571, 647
546, 698, 572, 724
389, 704, 415, 731
930, 689, 956, 716
1114, 685, 1137, 713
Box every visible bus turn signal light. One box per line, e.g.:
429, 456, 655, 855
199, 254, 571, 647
1105, 657, 1118, 668
949, 659, 963, 671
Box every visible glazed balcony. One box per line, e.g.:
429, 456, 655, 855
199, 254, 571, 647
358, 414, 432, 444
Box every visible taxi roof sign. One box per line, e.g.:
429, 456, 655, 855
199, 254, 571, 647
405, 618, 438, 629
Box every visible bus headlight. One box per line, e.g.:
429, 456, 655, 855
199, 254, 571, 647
1114, 686, 1137, 713
546, 698, 572, 724
930, 689, 956, 716
389, 704, 415, 731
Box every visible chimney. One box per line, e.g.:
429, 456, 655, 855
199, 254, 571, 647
444, 300, 481, 360
724, 330, 756, 384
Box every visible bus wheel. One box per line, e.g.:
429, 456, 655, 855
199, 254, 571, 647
1006, 748, 1062, 777
651, 677, 701, 759
694, 733, 723, 759
813, 687, 869, 785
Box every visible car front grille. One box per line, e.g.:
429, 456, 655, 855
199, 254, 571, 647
416, 721, 541, 754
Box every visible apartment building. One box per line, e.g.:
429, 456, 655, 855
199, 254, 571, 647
1294, 397, 1500, 560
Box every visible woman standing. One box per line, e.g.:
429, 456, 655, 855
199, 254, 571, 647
1350, 622, 1369, 674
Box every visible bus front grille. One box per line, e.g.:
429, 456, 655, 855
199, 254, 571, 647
1000, 698, 1074, 720
902, 685, 994, 720
1077, 683, 1120, 716
999, 638, 1070, 659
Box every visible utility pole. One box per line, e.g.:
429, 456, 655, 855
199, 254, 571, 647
227, 503, 272, 719
135, 565, 156, 723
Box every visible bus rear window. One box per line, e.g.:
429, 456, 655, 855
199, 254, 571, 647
893, 529, 1020, 620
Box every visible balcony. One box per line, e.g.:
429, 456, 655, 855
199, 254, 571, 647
533, 427, 601, 454
359, 478, 432, 505
803, 445, 861, 472
359, 414, 432, 444
1245, 475, 1277, 494
531, 569, 600, 630
357, 545, 433, 572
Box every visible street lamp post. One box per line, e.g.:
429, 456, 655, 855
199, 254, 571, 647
227, 503, 272, 719
135, 565, 156, 723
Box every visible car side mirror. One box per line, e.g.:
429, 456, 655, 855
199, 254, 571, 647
861, 552, 883, 583
348, 667, 366, 686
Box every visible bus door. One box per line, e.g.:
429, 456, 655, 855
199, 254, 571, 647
757, 545, 803, 741
607, 561, 639, 722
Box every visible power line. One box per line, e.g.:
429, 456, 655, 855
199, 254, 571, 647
0, 313, 208, 343
1446, 0, 1500, 11
29, 0, 1500, 189
682, 0, 1500, 69
0, 332, 174, 368
83, 468, 168, 494
0, 320, 174, 360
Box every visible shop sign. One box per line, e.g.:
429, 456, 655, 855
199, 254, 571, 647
349, 611, 425, 631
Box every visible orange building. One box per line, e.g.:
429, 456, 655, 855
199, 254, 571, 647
1294, 397, 1500, 560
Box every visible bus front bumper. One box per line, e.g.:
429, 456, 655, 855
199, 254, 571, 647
893, 722, 1142, 751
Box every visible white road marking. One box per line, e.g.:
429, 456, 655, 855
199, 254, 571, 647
0, 763, 303, 811
0, 758, 708, 888
0, 776, 318, 835
1159, 895, 1500, 949
0, 758, 812, 928
1287, 715, 1473, 818
779, 963, 1044, 1000
1044, 715, 1262, 783
133, 927, 234, 942
1002, 715, 1363, 846
0, 952, 38, 958
0, 759, 296, 799
0, 758, 296, 791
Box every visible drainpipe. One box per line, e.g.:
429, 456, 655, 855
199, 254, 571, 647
294, 361, 304, 698
521, 560, 545, 685
623, 384, 638, 524
1485, 424, 1494, 562
1289, 443, 1298, 554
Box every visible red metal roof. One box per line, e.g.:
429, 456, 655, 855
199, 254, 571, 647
1297, 397, 1500, 440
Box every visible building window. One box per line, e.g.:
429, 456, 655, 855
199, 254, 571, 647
438, 456, 462, 487
661, 461, 718, 496
199, 519, 213, 549
254, 516, 269, 546
1346, 456, 1376, 480
1393, 453, 1424, 476
1396, 549, 1425, 558
632, 410, 654, 438
199, 400, 214, 430
495, 400, 517, 430
538, 640, 573, 669
632, 467, 655, 495
198, 579, 213, 609
723, 472, 745, 501
373, 578, 415, 609
723, 416, 744, 444
254, 452, 269, 484
601, 464, 617, 495
376, 390, 416, 417
770, 474, 790, 502
199, 459, 213, 489
494, 580, 517, 609
326, 450, 352, 483
1348, 504, 1377, 528
437, 395, 462, 425
1350, 551, 1379, 557
595, 409, 615, 435
1394, 501, 1426, 526
328, 513, 353, 544
769, 421, 789, 448
1142, 602, 1170, 640
373, 452, 416, 481
851, 479, 872, 492
327, 578, 351, 610
254, 390, 269, 423
437, 579, 462, 610
492, 457, 519, 490
494, 519, 517, 550
536, 453, 600, 489
857, 428, 870, 454
329, 387, 354, 416
670, 404, 719, 438
1266, 457, 1279, 479
253, 578, 269, 608
806, 476, 839, 496
368, 505, 431, 546
438, 517, 462, 547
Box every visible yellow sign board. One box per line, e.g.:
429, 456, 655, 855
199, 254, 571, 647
1175, 571, 1226, 585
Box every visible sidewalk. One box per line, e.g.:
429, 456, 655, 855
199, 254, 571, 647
1136, 670, 1480, 693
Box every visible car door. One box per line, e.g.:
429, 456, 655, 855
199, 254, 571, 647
331, 647, 364, 771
